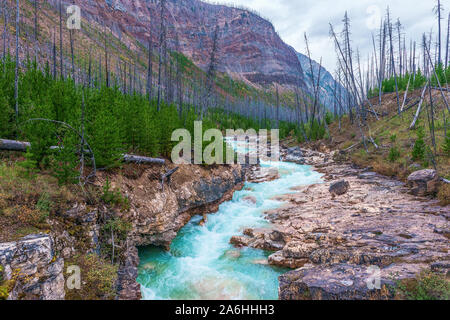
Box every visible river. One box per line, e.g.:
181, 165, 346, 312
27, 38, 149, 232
137, 141, 323, 300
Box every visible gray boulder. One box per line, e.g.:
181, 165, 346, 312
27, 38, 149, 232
284, 146, 305, 164
407, 169, 440, 196
329, 180, 350, 196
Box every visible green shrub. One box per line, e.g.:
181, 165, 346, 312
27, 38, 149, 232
442, 131, 450, 157
396, 270, 450, 300
49, 133, 79, 185
101, 178, 129, 211
100, 217, 132, 262
17, 150, 38, 178
412, 127, 426, 162
388, 146, 401, 162
36, 192, 52, 223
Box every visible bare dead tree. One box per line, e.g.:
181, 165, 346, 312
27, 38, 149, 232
34, 0, 39, 61
446, 12, 450, 68
69, 32, 75, 80
387, 8, 400, 114
427, 83, 437, 155
330, 23, 368, 152
2, 0, 8, 61
434, 0, 443, 65
88, 48, 92, 87
157, 0, 166, 111
371, 32, 379, 90
14, 0, 19, 121
203, 24, 219, 120
175, 33, 183, 117
275, 84, 280, 128
396, 19, 403, 76
423, 33, 450, 113
147, 28, 153, 102
410, 82, 428, 129
304, 32, 322, 126
104, 26, 110, 88
59, 0, 63, 79
52, 29, 57, 79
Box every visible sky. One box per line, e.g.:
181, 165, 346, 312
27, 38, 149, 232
207, 0, 447, 73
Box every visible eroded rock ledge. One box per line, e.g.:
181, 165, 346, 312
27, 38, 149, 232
106, 163, 245, 300
231, 148, 449, 300
0, 163, 244, 300
101, 164, 245, 249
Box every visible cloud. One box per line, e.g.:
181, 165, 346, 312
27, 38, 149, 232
207, 0, 445, 72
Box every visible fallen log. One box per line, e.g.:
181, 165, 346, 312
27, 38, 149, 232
0, 139, 165, 165
122, 154, 165, 165
0, 139, 30, 152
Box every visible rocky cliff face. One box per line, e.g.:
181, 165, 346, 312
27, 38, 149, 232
98, 164, 244, 249
53, 0, 305, 87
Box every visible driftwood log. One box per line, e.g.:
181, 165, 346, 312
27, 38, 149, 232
0, 139, 165, 165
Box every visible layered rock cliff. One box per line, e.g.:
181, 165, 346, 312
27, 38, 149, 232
47, 0, 306, 87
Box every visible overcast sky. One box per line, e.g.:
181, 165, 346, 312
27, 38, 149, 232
208, 0, 447, 72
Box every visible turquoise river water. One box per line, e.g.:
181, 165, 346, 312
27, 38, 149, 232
137, 144, 323, 300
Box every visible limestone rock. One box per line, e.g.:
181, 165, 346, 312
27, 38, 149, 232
230, 236, 250, 248
284, 147, 305, 164
0, 234, 65, 300
268, 251, 308, 269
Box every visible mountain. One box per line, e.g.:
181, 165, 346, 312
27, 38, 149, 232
72, 0, 306, 88
4, 0, 345, 108
296, 52, 347, 111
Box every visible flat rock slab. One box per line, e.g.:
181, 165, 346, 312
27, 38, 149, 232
279, 263, 423, 300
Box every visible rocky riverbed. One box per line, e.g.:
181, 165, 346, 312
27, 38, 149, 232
231, 147, 449, 300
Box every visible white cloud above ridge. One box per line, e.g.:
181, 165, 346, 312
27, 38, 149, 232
206, 0, 446, 73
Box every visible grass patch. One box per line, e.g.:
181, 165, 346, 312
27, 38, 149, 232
0, 162, 77, 242
64, 254, 118, 300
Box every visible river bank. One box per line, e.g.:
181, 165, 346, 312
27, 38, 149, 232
231, 146, 449, 299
